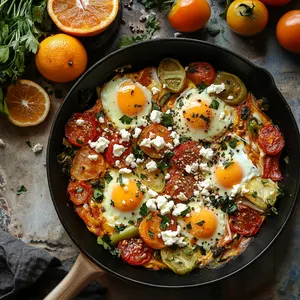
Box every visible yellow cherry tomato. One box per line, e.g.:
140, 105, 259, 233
168, 0, 211, 33
226, 0, 269, 36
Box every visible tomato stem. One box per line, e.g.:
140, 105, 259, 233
238, 3, 256, 20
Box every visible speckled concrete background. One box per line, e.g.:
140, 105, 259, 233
1, 0, 300, 299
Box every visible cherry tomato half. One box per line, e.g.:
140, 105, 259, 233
168, 0, 211, 33
276, 10, 300, 54
68, 181, 93, 205
65, 112, 96, 147
118, 238, 152, 266
186, 62, 215, 86
227, 0, 268, 36
230, 204, 263, 236
258, 124, 285, 156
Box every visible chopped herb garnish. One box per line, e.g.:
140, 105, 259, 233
241, 106, 250, 120
228, 123, 234, 132
140, 173, 148, 180
197, 83, 207, 93
128, 220, 135, 225
119, 115, 133, 124
186, 222, 192, 230
180, 207, 191, 217
96, 111, 105, 119
252, 191, 258, 198
224, 161, 234, 169
159, 215, 170, 230
110, 200, 115, 206
229, 138, 238, 149
115, 224, 127, 233
117, 174, 125, 187
157, 161, 169, 173
196, 220, 205, 226
261, 180, 268, 185
148, 230, 154, 238
177, 98, 184, 108
146, 214, 153, 221
198, 246, 206, 256
76, 187, 84, 193
152, 102, 161, 111
221, 141, 227, 150
139, 203, 150, 217
164, 151, 174, 161
209, 99, 219, 110
76, 139, 84, 145
105, 173, 113, 184
25, 140, 32, 148
160, 92, 171, 106
161, 112, 173, 127
179, 135, 191, 144
200, 114, 210, 124
247, 118, 261, 135
132, 145, 145, 159
93, 189, 104, 202
97, 235, 120, 257
17, 185, 27, 195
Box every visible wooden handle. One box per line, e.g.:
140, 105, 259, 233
44, 252, 105, 300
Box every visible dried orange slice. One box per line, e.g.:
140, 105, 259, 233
6, 80, 50, 127
47, 0, 119, 37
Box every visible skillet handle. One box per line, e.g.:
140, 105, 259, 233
44, 252, 105, 300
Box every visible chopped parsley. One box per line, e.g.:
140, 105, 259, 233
132, 145, 145, 159
16, 185, 27, 195
180, 207, 191, 217
196, 220, 205, 226
177, 98, 184, 108
209, 99, 219, 110
152, 102, 161, 111
146, 214, 153, 221
252, 191, 258, 198
114, 224, 127, 233
224, 161, 234, 169
179, 135, 191, 144
139, 203, 150, 217
229, 138, 238, 149
200, 114, 210, 124
159, 215, 170, 230
76, 139, 84, 145
140, 173, 148, 180
95, 110, 105, 119
110, 200, 115, 206
76, 187, 84, 193
148, 230, 154, 238
128, 220, 135, 225
157, 160, 169, 173
221, 141, 227, 150
97, 234, 120, 257
93, 188, 104, 202
105, 173, 113, 184
164, 151, 174, 161
186, 222, 192, 230
211, 196, 237, 215
117, 174, 125, 187
241, 106, 250, 120
161, 112, 173, 127
119, 115, 133, 124
196, 82, 207, 93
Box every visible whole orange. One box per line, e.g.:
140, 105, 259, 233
168, 0, 211, 33
35, 34, 88, 83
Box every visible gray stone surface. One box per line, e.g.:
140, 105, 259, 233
1, 0, 300, 299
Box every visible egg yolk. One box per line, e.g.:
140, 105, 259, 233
117, 81, 146, 116
112, 179, 143, 212
185, 209, 217, 239
215, 162, 243, 189
183, 102, 212, 129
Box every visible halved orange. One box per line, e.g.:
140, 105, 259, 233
6, 80, 50, 127
47, 0, 119, 37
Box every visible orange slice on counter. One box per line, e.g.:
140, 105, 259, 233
6, 80, 50, 127
47, 0, 119, 37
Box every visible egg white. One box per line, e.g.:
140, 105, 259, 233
173, 88, 234, 142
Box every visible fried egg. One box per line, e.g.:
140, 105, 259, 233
178, 202, 227, 251
210, 141, 260, 197
101, 170, 149, 227
101, 76, 152, 129
173, 88, 234, 142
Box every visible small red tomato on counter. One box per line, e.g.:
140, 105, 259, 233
168, 0, 211, 32
226, 0, 269, 36
276, 10, 300, 54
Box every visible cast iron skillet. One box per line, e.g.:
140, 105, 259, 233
47, 39, 300, 290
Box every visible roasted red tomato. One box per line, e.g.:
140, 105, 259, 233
230, 204, 263, 236
65, 113, 96, 147
104, 137, 132, 168
186, 62, 215, 86
263, 153, 283, 181
70, 147, 106, 181
137, 67, 153, 87
138, 124, 173, 159
258, 124, 285, 156
164, 167, 197, 200
68, 181, 93, 205
171, 140, 201, 170
118, 238, 152, 266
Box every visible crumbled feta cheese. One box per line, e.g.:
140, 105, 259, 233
140, 138, 151, 148
136, 158, 144, 164
160, 200, 174, 215
185, 162, 198, 174
119, 168, 132, 174
151, 87, 160, 95
113, 144, 126, 157
227, 95, 234, 100
194, 190, 200, 197
219, 112, 226, 120
207, 83, 226, 94
163, 84, 167, 89
148, 189, 158, 197
146, 198, 157, 211
150, 136, 166, 150
98, 117, 105, 123
199, 163, 209, 172
89, 137, 110, 153
133, 127, 142, 138
165, 143, 173, 149
32, 143, 43, 153
125, 154, 137, 168
122, 200, 126, 205
76, 119, 85, 126
177, 192, 187, 201
149, 132, 155, 139
201, 188, 210, 196
150, 110, 163, 123
200, 147, 214, 160
0, 139, 5, 147
161, 226, 187, 247
165, 173, 171, 180
120, 129, 131, 142
140, 185, 147, 192
88, 154, 98, 161
172, 203, 188, 217
185, 165, 192, 174
83, 203, 89, 210
231, 184, 241, 197
156, 195, 168, 210
124, 186, 129, 192
115, 160, 120, 166
198, 178, 213, 189
146, 160, 157, 172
